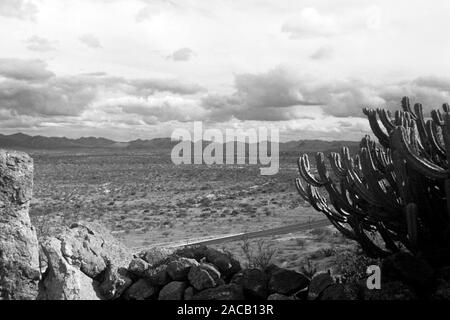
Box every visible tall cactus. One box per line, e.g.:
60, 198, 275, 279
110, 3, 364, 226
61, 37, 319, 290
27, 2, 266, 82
296, 97, 450, 265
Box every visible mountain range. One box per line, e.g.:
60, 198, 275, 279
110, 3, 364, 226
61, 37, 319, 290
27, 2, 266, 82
0, 132, 360, 154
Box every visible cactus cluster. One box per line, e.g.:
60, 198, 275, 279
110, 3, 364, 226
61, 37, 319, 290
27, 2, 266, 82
296, 97, 450, 265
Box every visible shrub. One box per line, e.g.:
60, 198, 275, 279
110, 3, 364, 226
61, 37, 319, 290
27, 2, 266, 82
239, 238, 277, 270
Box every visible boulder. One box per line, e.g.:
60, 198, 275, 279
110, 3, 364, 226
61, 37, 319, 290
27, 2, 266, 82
138, 247, 171, 266
39, 237, 102, 300
204, 248, 241, 278
267, 266, 309, 295
174, 245, 209, 261
123, 279, 157, 300
241, 269, 268, 300
145, 264, 171, 286
159, 281, 188, 300
39, 222, 132, 300
0, 150, 40, 300
98, 263, 132, 300
188, 263, 221, 291
167, 258, 199, 281
192, 284, 244, 300
308, 272, 334, 300
57, 222, 132, 278
128, 258, 149, 278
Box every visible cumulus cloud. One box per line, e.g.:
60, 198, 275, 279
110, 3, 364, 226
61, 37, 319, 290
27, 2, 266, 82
97, 94, 208, 123
201, 67, 450, 120
0, 0, 38, 21
202, 67, 320, 121
167, 48, 195, 61
79, 34, 102, 49
0, 77, 97, 117
0, 59, 54, 81
0, 58, 205, 120
25, 35, 58, 52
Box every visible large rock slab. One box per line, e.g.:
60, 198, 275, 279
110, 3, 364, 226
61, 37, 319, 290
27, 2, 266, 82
39, 222, 132, 300
0, 150, 40, 300
39, 237, 102, 300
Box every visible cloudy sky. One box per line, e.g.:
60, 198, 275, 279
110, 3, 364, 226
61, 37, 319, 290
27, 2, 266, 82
1, 0, 450, 141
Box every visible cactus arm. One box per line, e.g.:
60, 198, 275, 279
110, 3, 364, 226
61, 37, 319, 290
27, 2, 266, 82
360, 148, 401, 211
328, 153, 347, 177
378, 108, 395, 132
401, 96, 417, 120
363, 108, 390, 148
443, 103, 450, 113
413, 103, 430, 147
391, 127, 447, 180
431, 109, 444, 126
426, 120, 446, 158
297, 155, 329, 187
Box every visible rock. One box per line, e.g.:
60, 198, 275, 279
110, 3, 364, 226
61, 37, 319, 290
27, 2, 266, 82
204, 248, 241, 278
308, 272, 334, 300
267, 293, 294, 300
174, 246, 208, 261
363, 281, 417, 300
39, 222, 132, 300
128, 258, 149, 278
39, 237, 103, 300
58, 222, 132, 278
267, 266, 309, 295
188, 263, 221, 291
138, 247, 171, 266
382, 253, 434, 288
192, 284, 244, 300
241, 269, 268, 300
98, 264, 132, 300
184, 286, 195, 300
0, 150, 40, 300
124, 279, 157, 300
145, 264, 171, 286
167, 258, 199, 281
159, 281, 188, 300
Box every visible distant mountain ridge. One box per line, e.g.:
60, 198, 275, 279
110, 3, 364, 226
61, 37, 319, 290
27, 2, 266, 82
0, 132, 359, 153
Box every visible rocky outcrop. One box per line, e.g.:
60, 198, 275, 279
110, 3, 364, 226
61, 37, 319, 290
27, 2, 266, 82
39, 222, 133, 300
0, 150, 40, 300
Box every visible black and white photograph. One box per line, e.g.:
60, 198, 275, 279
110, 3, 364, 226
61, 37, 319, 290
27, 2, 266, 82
1, 0, 450, 309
